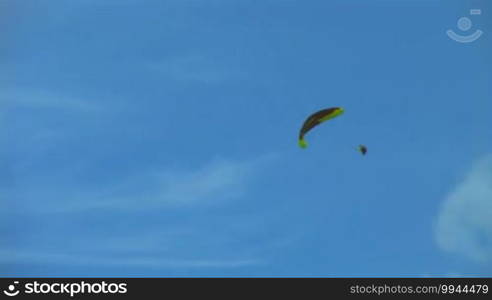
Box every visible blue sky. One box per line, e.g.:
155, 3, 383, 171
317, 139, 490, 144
1, 0, 491, 277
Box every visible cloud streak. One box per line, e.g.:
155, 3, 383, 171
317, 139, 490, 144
2, 89, 102, 112
0, 154, 282, 274
5, 156, 272, 214
435, 154, 492, 263
146, 55, 244, 84
0, 249, 262, 269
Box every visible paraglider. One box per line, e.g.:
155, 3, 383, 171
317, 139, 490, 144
298, 107, 344, 149
298, 107, 367, 155
358, 145, 367, 155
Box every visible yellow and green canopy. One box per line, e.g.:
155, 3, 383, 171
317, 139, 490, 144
298, 107, 344, 149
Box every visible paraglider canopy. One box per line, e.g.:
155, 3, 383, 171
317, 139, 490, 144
298, 107, 344, 149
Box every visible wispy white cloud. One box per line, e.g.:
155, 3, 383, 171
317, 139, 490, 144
7, 155, 274, 213
146, 55, 243, 84
0, 224, 273, 270
0, 249, 262, 269
2, 89, 102, 112
0, 151, 287, 273
154, 158, 256, 205
435, 154, 492, 263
